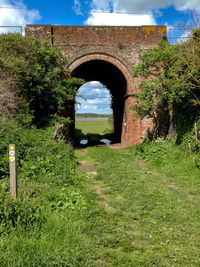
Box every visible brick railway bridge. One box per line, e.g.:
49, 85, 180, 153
26, 25, 166, 146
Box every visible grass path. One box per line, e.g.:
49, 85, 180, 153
75, 146, 200, 266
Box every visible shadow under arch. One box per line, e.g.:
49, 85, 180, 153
67, 53, 136, 145
69, 55, 129, 144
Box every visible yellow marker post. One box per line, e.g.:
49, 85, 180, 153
9, 144, 17, 199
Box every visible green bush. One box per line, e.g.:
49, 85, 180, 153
0, 120, 77, 184
132, 31, 200, 146
0, 120, 81, 236
0, 34, 84, 126
133, 140, 168, 162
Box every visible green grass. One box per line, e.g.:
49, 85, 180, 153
1, 121, 200, 266
75, 143, 200, 266
0, 122, 100, 266
75, 120, 110, 134
127, 141, 200, 192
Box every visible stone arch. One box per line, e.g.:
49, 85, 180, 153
68, 53, 135, 144
25, 24, 167, 146
68, 53, 135, 94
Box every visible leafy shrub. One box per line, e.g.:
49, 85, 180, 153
47, 187, 87, 212
74, 128, 84, 139
132, 31, 200, 146
0, 34, 84, 126
131, 140, 168, 163
0, 120, 77, 185
0, 120, 80, 236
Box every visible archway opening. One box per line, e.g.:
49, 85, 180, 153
75, 81, 113, 145
71, 59, 127, 145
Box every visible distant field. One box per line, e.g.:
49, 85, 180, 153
76, 120, 111, 134
76, 113, 111, 118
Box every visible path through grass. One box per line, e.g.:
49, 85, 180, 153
76, 145, 200, 266
1, 136, 200, 266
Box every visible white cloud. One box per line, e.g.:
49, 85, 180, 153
175, 0, 200, 12
90, 0, 200, 12
91, 0, 112, 11
0, 0, 40, 34
76, 81, 112, 114
169, 28, 193, 44
85, 0, 157, 26
78, 81, 110, 99
82, 104, 97, 110
86, 0, 200, 26
90, 81, 104, 86
73, 0, 83, 15
112, 0, 173, 12
85, 12, 156, 26
87, 98, 110, 104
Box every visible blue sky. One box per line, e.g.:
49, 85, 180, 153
76, 82, 112, 114
0, 0, 199, 114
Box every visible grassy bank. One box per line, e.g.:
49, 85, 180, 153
0, 121, 100, 266
128, 141, 200, 192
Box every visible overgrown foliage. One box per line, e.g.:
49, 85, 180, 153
133, 29, 200, 147
0, 34, 83, 126
0, 121, 76, 181
0, 121, 99, 266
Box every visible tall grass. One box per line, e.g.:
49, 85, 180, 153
0, 121, 100, 266
128, 140, 200, 191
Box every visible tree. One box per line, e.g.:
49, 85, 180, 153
132, 40, 177, 138
132, 30, 200, 144
0, 34, 84, 126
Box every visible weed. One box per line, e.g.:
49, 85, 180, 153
117, 41, 124, 49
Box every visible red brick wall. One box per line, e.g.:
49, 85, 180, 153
25, 25, 52, 43
25, 25, 166, 146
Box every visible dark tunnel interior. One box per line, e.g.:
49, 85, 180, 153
72, 60, 127, 143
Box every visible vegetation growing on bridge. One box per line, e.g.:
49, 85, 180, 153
0, 34, 83, 126
133, 29, 200, 150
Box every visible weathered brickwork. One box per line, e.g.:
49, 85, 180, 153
25, 25, 166, 146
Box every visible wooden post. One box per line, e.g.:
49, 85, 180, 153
9, 144, 18, 199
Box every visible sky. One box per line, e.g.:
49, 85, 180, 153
0, 0, 199, 114
76, 81, 112, 114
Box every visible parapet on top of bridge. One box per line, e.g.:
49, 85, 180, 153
25, 25, 166, 46
25, 25, 166, 72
